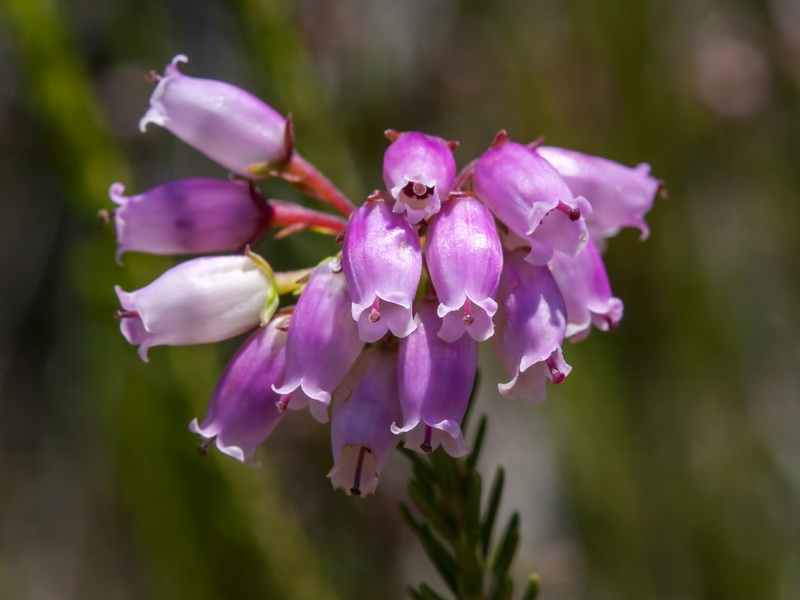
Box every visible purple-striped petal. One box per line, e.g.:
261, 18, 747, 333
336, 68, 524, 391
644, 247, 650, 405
383, 131, 456, 224
140, 55, 289, 177
549, 237, 623, 340
536, 146, 659, 241
273, 258, 363, 423
425, 195, 503, 342
109, 179, 269, 262
394, 301, 477, 457
494, 250, 571, 402
474, 139, 591, 265
342, 200, 422, 342
115, 254, 277, 362
189, 315, 289, 465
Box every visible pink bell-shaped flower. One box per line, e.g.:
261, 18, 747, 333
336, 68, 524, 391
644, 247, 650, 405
383, 131, 456, 224
342, 199, 422, 342
115, 253, 278, 362
425, 195, 503, 342
189, 315, 290, 464
473, 136, 592, 265
140, 55, 289, 178
273, 258, 363, 423
494, 250, 571, 402
393, 300, 477, 457
549, 237, 623, 340
328, 346, 402, 497
108, 179, 269, 262
536, 146, 660, 241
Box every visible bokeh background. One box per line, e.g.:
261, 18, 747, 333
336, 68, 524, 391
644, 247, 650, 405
1, 0, 798, 598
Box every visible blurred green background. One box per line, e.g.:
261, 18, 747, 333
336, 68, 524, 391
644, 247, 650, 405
1, 0, 798, 598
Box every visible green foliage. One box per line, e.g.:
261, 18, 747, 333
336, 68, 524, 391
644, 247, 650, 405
401, 411, 538, 600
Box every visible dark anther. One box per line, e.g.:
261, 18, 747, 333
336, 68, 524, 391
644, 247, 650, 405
198, 436, 216, 456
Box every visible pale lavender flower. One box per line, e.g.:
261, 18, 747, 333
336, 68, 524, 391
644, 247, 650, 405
115, 254, 278, 362
536, 146, 660, 241
189, 315, 290, 465
549, 238, 623, 340
473, 136, 592, 265
342, 199, 421, 342
140, 55, 289, 178
494, 250, 571, 402
273, 258, 363, 423
393, 300, 477, 457
108, 179, 269, 262
328, 346, 402, 497
425, 195, 503, 342
383, 131, 457, 224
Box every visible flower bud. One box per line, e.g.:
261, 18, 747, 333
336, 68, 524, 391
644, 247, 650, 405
342, 200, 421, 342
536, 146, 659, 241
474, 138, 591, 265
328, 346, 402, 497
549, 237, 623, 340
393, 301, 477, 457
273, 258, 363, 423
116, 254, 278, 361
140, 55, 289, 177
109, 179, 269, 262
383, 131, 456, 224
494, 250, 571, 402
425, 195, 503, 342
189, 315, 290, 464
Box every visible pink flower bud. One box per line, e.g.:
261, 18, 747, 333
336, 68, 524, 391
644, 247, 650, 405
425, 195, 503, 342
115, 254, 277, 362
474, 139, 591, 265
536, 146, 659, 241
342, 200, 422, 342
494, 250, 571, 402
140, 55, 289, 177
273, 258, 363, 423
383, 131, 456, 224
393, 300, 477, 457
189, 315, 290, 464
550, 238, 623, 340
328, 346, 402, 497
109, 179, 269, 262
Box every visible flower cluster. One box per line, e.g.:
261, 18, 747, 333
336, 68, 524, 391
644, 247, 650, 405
109, 56, 659, 497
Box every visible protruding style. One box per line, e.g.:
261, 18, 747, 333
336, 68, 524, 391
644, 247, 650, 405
328, 346, 402, 497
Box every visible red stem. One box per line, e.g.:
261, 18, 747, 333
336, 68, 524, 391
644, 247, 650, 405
282, 153, 356, 217
268, 199, 348, 235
